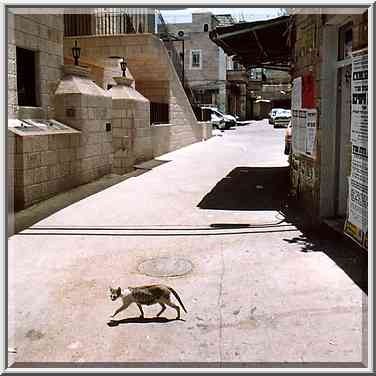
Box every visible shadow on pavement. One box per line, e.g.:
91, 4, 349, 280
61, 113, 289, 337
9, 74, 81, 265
281, 223, 368, 295
197, 166, 289, 211
107, 317, 184, 327
197, 166, 367, 294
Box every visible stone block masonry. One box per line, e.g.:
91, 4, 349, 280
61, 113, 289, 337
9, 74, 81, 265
8, 11, 64, 119
52, 65, 113, 204
13, 133, 81, 210
109, 76, 152, 174
62, 34, 208, 159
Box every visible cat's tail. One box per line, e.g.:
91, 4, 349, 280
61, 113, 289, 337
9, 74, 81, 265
168, 287, 187, 313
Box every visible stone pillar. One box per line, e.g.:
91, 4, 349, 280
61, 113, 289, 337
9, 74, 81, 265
54, 65, 113, 185
108, 75, 151, 173
239, 84, 247, 120
217, 82, 226, 113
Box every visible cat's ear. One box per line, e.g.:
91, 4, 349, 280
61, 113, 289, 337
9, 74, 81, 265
117, 287, 121, 295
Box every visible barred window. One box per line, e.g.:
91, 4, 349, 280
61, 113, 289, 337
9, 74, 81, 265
191, 50, 201, 69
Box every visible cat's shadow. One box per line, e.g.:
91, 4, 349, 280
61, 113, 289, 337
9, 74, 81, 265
107, 316, 185, 327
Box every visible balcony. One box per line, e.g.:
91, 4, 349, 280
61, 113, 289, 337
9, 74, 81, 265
64, 9, 156, 37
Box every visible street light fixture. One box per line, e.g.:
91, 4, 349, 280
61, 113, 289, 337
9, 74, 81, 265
120, 57, 127, 77
72, 40, 81, 66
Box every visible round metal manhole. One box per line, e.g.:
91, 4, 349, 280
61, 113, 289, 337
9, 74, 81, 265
138, 257, 193, 277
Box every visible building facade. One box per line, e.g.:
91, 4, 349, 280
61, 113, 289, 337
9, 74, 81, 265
7, 8, 211, 221
165, 12, 230, 113
288, 9, 368, 247
207, 10, 368, 247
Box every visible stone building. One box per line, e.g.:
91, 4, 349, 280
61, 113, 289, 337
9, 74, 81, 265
7, 8, 211, 227
226, 61, 291, 120
164, 12, 230, 113
209, 16, 292, 120
208, 10, 369, 247
287, 8, 368, 248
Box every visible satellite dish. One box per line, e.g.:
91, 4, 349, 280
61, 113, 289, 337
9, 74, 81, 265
178, 30, 184, 37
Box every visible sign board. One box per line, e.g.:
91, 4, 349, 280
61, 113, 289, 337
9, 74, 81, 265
344, 50, 368, 249
291, 108, 317, 158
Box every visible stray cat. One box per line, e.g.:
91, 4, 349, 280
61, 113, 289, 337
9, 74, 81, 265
109, 284, 187, 320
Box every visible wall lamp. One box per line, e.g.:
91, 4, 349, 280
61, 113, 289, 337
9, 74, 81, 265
120, 57, 127, 77
72, 40, 81, 66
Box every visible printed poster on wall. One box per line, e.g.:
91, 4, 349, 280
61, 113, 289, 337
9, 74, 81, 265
291, 108, 317, 158
302, 72, 315, 109
291, 77, 302, 110
350, 52, 368, 146
344, 50, 368, 249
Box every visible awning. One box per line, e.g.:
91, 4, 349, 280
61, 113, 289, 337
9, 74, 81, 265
209, 16, 292, 71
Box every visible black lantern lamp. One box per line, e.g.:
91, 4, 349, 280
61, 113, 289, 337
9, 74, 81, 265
120, 57, 127, 77
72, 40, 81, 66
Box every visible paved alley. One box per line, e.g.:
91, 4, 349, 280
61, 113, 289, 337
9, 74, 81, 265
8, 120, 367, 367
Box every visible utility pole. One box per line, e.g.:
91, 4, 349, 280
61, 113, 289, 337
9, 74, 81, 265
182, 38, 185, 88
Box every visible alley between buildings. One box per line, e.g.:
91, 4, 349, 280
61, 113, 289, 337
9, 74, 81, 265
8, 121, 367, 366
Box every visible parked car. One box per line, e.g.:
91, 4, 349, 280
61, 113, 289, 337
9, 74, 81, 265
268, 108, 284, 124
284, 121, 292, 155
200, 106, 237, 130
268, 108, 291, 127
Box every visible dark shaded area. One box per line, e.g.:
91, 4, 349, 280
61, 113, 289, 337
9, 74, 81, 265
282, 223, 368, 295
197, 166, 367, 295
150, 102, 169, 125
133, 158, 170, 171
107, 316, 184, 327
209, 16, 291, 71
197, 166, 289, 211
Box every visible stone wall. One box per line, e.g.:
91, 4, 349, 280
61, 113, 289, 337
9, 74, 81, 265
152, 122, 212, 158
13, 132, 81, 210
8, 132, 15, 235
109, 76, 152, 173
290, 12, 368, 225
62, 34, 204, 158
136, 80, 169, 104
352, 12, 368, 51
54, 66, 113, 188
8, 10, 64, 119
290, 14, 324, 225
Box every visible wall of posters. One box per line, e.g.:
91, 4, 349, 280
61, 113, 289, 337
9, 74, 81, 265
344, 50, 368, 248
291, 108, 317, 158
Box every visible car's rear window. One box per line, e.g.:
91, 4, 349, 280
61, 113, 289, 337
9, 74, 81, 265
276, 110, 291, 116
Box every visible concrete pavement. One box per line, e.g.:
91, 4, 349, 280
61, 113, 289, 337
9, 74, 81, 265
8, 120, 367, 367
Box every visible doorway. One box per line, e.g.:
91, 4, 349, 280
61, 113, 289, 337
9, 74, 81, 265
334, 63, 352, 217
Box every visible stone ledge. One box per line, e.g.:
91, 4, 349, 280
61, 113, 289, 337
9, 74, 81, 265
63, 64, 90, 77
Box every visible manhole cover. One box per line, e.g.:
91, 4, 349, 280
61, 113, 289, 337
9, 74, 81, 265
138, 257, 193, 277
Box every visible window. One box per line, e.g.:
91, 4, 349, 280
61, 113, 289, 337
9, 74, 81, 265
203, 24, 209, 32
190, 49, 201, 69
16, 47, 37, 107
150, 102, 169, 124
